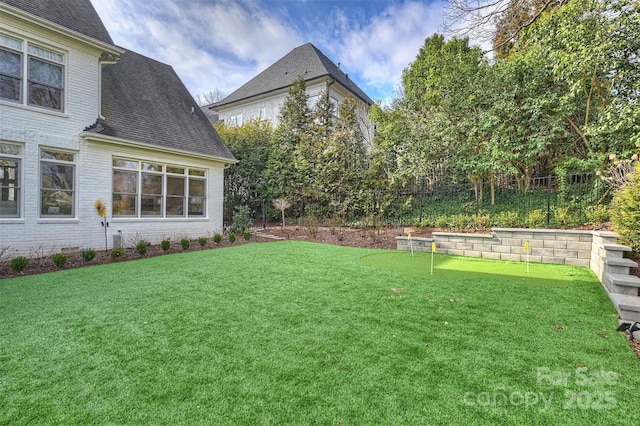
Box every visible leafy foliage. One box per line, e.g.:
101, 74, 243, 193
10, 256, 29, 273
610, 163, 640, 251
136, 241, 148, 255
52, 253, 67, 267
160, 239, 171, 251
82, 248, 97, 262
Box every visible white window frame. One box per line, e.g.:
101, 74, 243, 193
39, 148, 76, 218
112, 157, 207, 219
0, 32, 66, 112
0, 142, 22, 218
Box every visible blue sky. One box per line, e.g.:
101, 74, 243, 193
90, 0, 448, 103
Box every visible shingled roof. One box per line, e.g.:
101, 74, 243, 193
214, 43, 373, 108
1, 0, 113, 45
91, 50, 235, 162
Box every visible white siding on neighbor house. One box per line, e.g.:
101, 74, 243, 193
217, 80, 373, 141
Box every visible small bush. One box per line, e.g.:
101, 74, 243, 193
434, 215, 448, 229
213, 233, 222, 244
243, 230, 251, 240
585, 204, 609, 226
198, 236, 208, 246
181, 238, 191, 250
526, 209, 547, 229
553, 207, 572, 228
471, 213, 490, 230
136, 241, 148, 255
110, 248, 124, 259
303, 215, 319, 238
449, 213, 470, 231
229, 232, 236, 243
160, 239, 171, 251
231, 205, 252, 233
83, 248, 96, 262
52, 253, 67, 267
10, 256, 29, 273
496, 211, 520, 228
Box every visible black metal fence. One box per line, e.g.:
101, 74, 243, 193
225, 173, 611, 229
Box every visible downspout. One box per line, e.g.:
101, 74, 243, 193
98, 52, 119, 120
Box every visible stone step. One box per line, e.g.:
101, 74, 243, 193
609, 293, 640, 322
603, 257, 638, 275
599, 244, 633, 259
605, 273, 640, 296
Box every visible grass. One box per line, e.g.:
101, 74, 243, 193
1, 241, 639, 425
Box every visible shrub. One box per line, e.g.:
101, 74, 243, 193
213, 233, 222, 244
110, 248, 124, 259
303, 215, 319, 238
434, 215, 448, 229
471, 213, 490, 230
10, 256, 29, 273
198, 236, 208, 246
181, 238, 190, 250
160, 239, 171, 251
448, 213, 470, 231
496, 211, 520, 228
52, 253, 67, 267
553, 207, 572, 228
229, 232, 236, 243
585, 204, 609, 226
231, 205, 252, 233
83, 248, 96, 262
136, 241, 148, 255
526, 209, 547, 228
610, 163, 640, 251
243, 230, 251, 240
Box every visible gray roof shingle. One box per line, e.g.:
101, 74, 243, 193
1, 0, 113, 45
214, 43, 373, 108
93, 50, 235, 162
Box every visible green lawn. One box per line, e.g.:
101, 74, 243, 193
1, 241, 639, 425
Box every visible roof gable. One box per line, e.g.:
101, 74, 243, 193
93, 50, 235, 162
215, 43, 373, 108
1, 0, 113, 45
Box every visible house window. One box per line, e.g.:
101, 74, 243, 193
259, 107, 266, 120
112, 158, 206, 218
40, 149, 75, 217
0, 33, 65, 111
0, 142, 21, 218
0, 34, 22, 103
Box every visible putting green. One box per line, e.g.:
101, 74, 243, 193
361, 251, 581, 286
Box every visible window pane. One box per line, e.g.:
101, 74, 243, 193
167, 176, 184, 196
113, 170, 137, 193
28, 83, 62, 110
142, 173, 162, 195
0, 143, 20, 156
167, 166, 185, 174
28, 45, 63, 63
0, 49, 21, 76
113, 159, 138, 169
141, 196, 162, 216
188, 197, 205, 216
189, 178, 205, 197
142, 162, 162, 172
41, 150, 73, 161
113, 193, 137, 216
0, 76, 21, 101
41, 190, 73, 216
0, 159, 19, 217
29, 58, 63, 87
0, 34, 22, 50
41, 163, 73, 190
189, 169, 205, 177
166, 196, 184, 216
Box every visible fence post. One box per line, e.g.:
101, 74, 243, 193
546, 175, 552, 228
419, 185, 424, 223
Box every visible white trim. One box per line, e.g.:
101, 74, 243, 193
81, 132, 238, 165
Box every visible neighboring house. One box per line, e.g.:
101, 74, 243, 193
210, 43, 375, 144
0, 0, 236, 257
